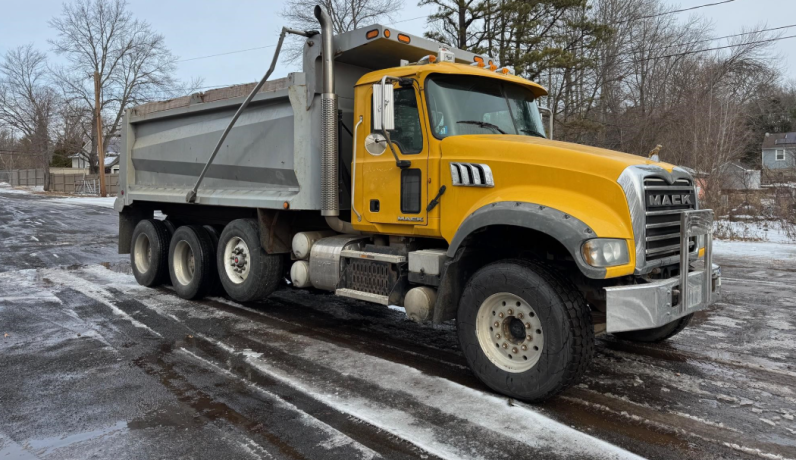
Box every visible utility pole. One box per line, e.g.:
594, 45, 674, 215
93, 71, 107, 197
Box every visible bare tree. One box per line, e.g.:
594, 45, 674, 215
0, 45, 58, 189
419, 0, 488, 51
282, 0, 403, 33
280, 0, 403, 61
49, 0, 184, 174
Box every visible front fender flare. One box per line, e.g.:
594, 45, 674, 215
446, 201, 605, 279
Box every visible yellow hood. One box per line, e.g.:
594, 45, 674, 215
440, 134, 674, 181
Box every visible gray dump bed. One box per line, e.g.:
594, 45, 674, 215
116, 26, 486, 211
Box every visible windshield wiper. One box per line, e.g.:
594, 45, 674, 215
520, 128, 545, 138
456, 120, 506, 134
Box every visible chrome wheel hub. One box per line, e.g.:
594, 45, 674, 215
475, 292, 544, 373
224, 237, 250, 284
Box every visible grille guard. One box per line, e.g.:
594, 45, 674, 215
605, 209, 720, 333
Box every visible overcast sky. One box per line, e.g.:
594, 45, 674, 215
2, 0, 795, 92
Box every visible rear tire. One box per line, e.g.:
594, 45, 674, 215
217, 219, 284, 302
457, 259, 594, 402
168, 226, 216, 300
614, 314, 693, 343
130, 219, 171, 287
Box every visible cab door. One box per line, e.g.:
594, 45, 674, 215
358, 84, 429, 232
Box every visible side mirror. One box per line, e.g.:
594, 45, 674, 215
372, 82, 394, 131
538, 106, 553, 140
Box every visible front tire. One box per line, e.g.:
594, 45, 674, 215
217, 219, 284, 302
614, 314, 693, 343
168, 226, 216, 300
457, 260, 594, 402
130, 219, 171, 287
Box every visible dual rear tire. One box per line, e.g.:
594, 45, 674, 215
130, 218, 284, 302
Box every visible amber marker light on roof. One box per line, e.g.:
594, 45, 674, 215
366, 29, 379, 40
397, 34, 411, 44
473, 56, 484, 64
384, 29, 391, 38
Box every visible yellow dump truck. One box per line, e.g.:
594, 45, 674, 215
116, 6, 721, 401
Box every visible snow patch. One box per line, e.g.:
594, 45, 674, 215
178, 347, 378, 460
237, 332, 641, 459
42, 270, 162, 337
46, 196, 116, 208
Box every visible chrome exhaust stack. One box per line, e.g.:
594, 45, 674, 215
315, 5, 359, 234
315, 5, 338, 218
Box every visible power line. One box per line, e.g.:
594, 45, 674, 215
178, 46, 276, 63
595, 22, 796, 64
654, 22, 796, 52
392, 15, 428, 25
613, 31, 796, 66
651, 32, 796, 61
612, 0, 737, 25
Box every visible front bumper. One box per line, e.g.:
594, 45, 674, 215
605, 210, 721, 333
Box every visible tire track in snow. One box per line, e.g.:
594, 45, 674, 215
113, 285, 639, 460
44, 269, 427, 460
42, 270, 162, 337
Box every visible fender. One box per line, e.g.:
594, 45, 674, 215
432, 202, 603, 324
446, 201, 604, 279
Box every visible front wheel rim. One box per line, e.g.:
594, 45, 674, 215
475, 292, 544, 373
223, 237, 250, 284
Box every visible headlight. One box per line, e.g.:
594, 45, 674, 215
581, 239, 630, 267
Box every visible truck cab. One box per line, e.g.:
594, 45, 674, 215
117, 6, 720, 402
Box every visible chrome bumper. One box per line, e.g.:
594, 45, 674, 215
605, 210, 721, 333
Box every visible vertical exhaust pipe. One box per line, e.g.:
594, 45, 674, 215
315, 5, 338, 218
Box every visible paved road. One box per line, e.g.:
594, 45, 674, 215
1, 185, 795, 459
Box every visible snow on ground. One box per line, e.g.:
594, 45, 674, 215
0, 183, 39, 194
714, 240, 796, 261
47, 196, 116, 208
713, 219, 796, 261
714, 220, 795, 244
0, 183, 116, 208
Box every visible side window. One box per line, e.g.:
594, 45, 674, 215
372, 87, 423, 154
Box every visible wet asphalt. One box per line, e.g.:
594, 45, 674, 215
1, 186, 795, 460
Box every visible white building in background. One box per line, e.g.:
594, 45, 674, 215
69, 137, 121, 172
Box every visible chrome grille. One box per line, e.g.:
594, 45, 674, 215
643, 177, 697, 261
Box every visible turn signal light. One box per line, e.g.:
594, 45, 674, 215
366, 29, 379, 40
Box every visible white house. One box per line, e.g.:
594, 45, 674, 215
69, 137, 121, 172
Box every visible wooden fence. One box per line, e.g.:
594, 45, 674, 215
2, 168, 119, 195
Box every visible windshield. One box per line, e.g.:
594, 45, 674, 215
425, 74, 546, 139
